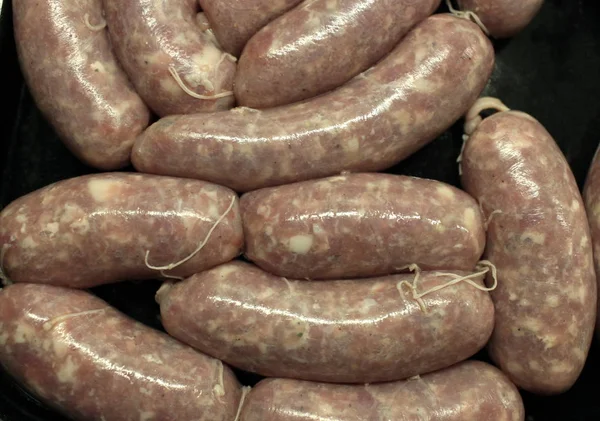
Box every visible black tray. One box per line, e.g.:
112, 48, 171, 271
1, 0, 600, 420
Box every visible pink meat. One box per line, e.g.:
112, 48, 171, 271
132, 14, 494, 192
0, 283, 242, 421
239, 361, 525, 421
234, 0, 441, 108
461, 110, 596, 394
198, 0, 304, 56
240, 173, 485, 280
103, 0, 236, 116
157, 261, 494, 383
583, 147, 600, 338
456, 0, 544, 38
0, 173, 243, 287
13, 0, 150, 169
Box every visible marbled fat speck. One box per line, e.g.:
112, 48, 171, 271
132, 14, 494, 192
461, 111, 596, 395
158, 261, 494, 383
198, 0, 304, 56
241, 173, 485, 280
239, 361, 525, 421
103, 0, 236, 116
0, 173, 243, 287
234, 0, 441, 108
13, 0, 150, 170
0, 284, 242, 421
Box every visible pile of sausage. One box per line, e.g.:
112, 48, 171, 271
3, 0, 599, 420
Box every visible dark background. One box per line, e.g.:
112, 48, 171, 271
1, 0, 600, 420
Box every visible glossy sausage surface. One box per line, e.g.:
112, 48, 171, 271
239, 361, 525, 421
13, 0, 150, 169
456, 0, 544, 38
158, 261, 494, 383
103, 0, 236, 116
0, 173, 243, 287
132, 14, 494, 192
461, 109, 596, 394
0, 284, 242, 421
241, 173, 485, 280
198, 0, 304, 56
234, 0, 441, 108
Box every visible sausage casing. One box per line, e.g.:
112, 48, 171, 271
158, 261, 494, 383
461, 110, 596, 394
239, 361, 525, 421
132, 14, 494, 192
0, 283, 242, 421
234, 0, 441, 108
0, 173, 243, 287
13, 0, 150, 169
103, 0, 236, 116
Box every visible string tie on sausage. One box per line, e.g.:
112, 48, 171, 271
464, 97, 511, 135
84, 14, 107, 31
233, 386, 252, 421
458, 97, 511, 175
397, 261, 498, 313
144, 195, 236, 280
0, 244, 13, 286
445, 0, 490, 36
168, 65, 235, 100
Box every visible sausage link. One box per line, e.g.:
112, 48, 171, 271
103, 0, 236, 116
235, 0, 441, 108
239, 361, 525, 421
13, 0, 150, 170
461, 107, 596, 394
0, 283, 242, 421
0, 173, 243, 287
157, 261, 494, 383
240, 173, 485, 280
583, 146, 600, 337
455, 0, 544, 38
198, 0, 304, 56
132, 14, 494, 192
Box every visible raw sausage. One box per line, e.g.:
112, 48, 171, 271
460, 98, 596, 394
0, 283, 242, 421
198, 0, 304, 56
239, 361, 525, 421
583, 145, 600, 336
241, 173, 485, 280
452, 0, 544, 38
0, 173, 243, 288
13, 0, 150, 170
235, 0, 441, 108
157, 260, 495, 383
132, 14, 495, 192
103, 0, 236, 116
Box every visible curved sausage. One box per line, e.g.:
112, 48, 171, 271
454, 0, 544, 38
239, 361, 525, 421
235, 0, 441, 109
0, 283, 242, 421
240, 173, 485, 280
132, 14, 494, 192
460, 102, 596, 394
157, 261, 494, 383
0, 173, 243, 288
198, 0, 304, 57
13, 0, 150, 170
103, 0, 236, 116
583, 146, 600, 337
